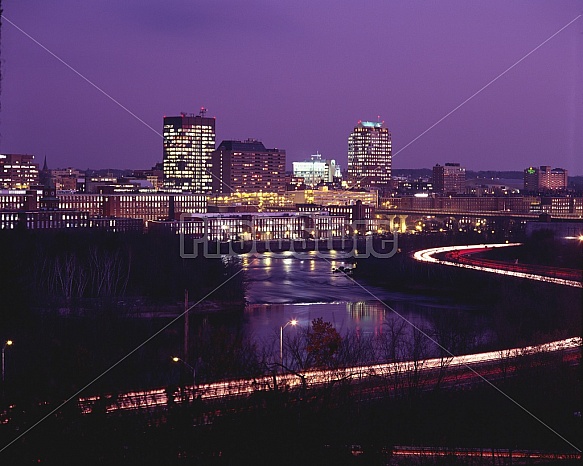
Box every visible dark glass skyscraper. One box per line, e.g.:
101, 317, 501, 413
432, 162, 466, 195
211, 139, 286, 194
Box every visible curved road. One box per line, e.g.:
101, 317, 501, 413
413, 243, 582, 288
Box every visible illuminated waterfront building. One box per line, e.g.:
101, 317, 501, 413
0, 181, 88, 231
211, 139, 286, 194
382, 195, 538, 213
150, 211, 348, 241
0, 190, 35, 210
347, 121, 391, 189
163, 110, 216, 192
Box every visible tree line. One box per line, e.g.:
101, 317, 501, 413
0, 229, 246, 321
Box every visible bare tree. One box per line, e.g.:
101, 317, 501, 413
89, 247, 130, 298
337, 329, 376, 367
403, 326, 430, 397
377, 317, 409, 395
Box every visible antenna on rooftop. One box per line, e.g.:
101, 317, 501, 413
199, 107, 207, 117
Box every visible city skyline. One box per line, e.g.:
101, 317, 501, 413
0, 1, 582, 174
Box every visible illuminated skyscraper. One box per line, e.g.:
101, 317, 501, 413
347, 121, 391, 189
163, 109, 216, 192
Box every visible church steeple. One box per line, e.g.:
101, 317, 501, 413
39, 155, 51, 186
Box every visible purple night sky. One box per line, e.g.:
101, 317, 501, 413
0, 1, 581, 174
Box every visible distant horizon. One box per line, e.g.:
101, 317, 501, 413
34, 162, 581, 179
3, 152, 582, 177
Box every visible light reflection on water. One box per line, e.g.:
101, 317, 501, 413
241, 252, 491, 350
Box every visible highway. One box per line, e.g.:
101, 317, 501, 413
389, 445, 582, 462
77, 336, 582, 414
412, 243, 582, 288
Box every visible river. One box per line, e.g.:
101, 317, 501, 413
239, 251, 493, 355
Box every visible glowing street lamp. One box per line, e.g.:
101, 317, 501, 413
2, 340, 13, 382
172, 356, 196, 386
280, 319, 297, 371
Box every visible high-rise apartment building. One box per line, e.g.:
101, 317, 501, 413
433, 163, 466, 195
211, 139, 286, 194
524, 166, 567, 192
347, 121, 391, 189
0, 154, 39, 189
163, 110, 216, 192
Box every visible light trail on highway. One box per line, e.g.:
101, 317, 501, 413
390, 445, 582, 461
78, 336, 582, 414
412, 243, 582, 288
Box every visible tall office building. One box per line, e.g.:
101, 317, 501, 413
0, 153, 39, 189
163, 109, 216, 192
211, 139, 286, 194
347, 121, 392, 189
433, 163, 466, 194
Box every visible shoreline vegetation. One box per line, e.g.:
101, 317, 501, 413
0, 229, 247, 321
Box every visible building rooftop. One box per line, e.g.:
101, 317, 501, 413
217, 139, 269, 152
358, 121, 384, 129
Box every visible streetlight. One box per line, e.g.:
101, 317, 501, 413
2, 340, 13, 382
172, 356, 196, 386
280, 319, 297, 371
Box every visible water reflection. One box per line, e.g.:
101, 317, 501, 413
239, 253, 492, 356
243, 251, 385, 305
